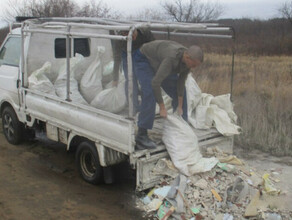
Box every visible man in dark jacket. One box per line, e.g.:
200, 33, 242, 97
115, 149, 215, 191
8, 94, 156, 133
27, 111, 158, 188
111, 29, 154, 114
135, 40, 203, 150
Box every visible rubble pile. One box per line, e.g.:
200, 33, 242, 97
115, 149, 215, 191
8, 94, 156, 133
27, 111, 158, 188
137, 148, 292, 220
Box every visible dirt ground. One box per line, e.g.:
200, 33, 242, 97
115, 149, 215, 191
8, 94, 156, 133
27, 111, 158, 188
234, 147, 292, 211
0, 120, 291, 219
0, 121, 143, 220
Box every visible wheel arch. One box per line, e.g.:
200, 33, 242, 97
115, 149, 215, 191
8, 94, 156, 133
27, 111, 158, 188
67, 134, 95, 153
0, 101, 14, 118
0, 100, 35, 127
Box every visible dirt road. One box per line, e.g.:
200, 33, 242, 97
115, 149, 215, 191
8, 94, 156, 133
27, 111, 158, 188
0, 121, 143, 220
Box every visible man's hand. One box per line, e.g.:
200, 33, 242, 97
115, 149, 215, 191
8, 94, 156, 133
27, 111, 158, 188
112, 80, 118, 87
159, 103, 167, 118
160, 108, 167, 118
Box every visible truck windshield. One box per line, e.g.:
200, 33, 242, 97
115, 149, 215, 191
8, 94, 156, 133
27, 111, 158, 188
0, 37, 21, 67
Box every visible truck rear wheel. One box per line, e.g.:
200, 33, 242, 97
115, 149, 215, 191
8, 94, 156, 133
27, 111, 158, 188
76, 141, 103, 184
1, 106, 24, 145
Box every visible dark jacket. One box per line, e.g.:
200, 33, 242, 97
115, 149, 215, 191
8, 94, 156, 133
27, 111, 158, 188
140, 40, 189, 104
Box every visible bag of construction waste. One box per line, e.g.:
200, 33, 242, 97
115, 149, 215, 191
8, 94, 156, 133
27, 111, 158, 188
186, 74, 202, 117
28, 62, 56, 96
189, 92, 241, 136
80, 46, 105, 103
162, 114, 218, 176
210, 94, 238, 122
90, 76, 127, 113
54, 53, 88, 105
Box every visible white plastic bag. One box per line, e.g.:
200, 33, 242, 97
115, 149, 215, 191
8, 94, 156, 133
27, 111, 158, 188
103, 61, 114, 76
80, 47, 105, 103
90, 78, 127, 113
189, 105, 210, 129
188, 93, 214, 129
210, 94, 238, 122
28, 62, 56, 95
186, 74, 202, 118
54, 54, 87, 105
162, 114, 218, 176
206, 104, 241, 136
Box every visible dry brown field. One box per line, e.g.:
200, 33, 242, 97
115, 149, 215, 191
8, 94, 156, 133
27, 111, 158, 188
193, 53, 292, 156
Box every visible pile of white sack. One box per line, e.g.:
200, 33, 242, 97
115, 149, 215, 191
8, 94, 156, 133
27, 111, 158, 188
158, 74, 241, 137
28, 47, 127, 114
160, 74, 241, 177
185, 74, 241, 136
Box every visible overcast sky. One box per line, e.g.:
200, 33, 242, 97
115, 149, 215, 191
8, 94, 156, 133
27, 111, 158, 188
0, 0, 287, 27
97, 0, 285, 19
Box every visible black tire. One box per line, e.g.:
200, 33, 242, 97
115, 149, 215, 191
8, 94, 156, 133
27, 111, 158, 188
1, 106, 24, 145
76, 141, 103, 184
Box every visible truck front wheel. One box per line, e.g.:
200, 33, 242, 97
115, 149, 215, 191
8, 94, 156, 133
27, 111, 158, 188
76, 141, 103, 184
1, 106, 24, 145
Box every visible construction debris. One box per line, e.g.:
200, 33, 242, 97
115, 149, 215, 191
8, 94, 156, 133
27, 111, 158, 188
136, 153, 292, 219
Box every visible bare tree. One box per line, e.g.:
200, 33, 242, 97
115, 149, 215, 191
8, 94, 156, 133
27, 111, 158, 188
162, 0, 224, 23
1, 0, 31, 22
28, 0, 77, 17
76, 0, 120, 18
279, 1, 292, 25
1, 0, 119, 22
1, 0, 78, 21
129, 8, 166, 21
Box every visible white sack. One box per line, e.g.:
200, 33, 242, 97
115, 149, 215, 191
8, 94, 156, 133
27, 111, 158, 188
206, 105, 241, 136
186, 74, 202, 118
90, 78, 127, 113
189, 105, 210, 129
103, 61, 114, 76
28, 62, 56, 96
54, 54, 87, 105
162, 114, 218, 176
210, 94, 238, 122
188, 92, 241, 136
80, 47, 105, 103
189, 93, 214, 129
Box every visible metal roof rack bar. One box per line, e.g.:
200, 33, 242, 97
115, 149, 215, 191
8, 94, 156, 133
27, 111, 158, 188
37, 22, 132, 31
153, 31, 233, 39
22, 28, 127, 40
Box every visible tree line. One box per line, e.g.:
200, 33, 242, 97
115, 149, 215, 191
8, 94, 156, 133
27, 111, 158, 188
1, 0, 292, 55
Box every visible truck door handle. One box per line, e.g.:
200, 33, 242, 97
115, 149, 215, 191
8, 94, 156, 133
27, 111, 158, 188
16, 79, 21, 88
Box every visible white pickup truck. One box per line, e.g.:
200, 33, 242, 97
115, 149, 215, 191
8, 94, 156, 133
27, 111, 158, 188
0, 18, 234, 191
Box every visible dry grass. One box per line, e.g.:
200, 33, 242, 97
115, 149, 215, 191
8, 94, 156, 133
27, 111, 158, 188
193, 53, 292, 156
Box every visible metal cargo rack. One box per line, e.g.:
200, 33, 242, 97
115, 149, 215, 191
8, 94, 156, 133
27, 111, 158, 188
21, 17, 235, 118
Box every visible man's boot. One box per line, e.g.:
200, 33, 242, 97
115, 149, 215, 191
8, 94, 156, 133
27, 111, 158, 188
135, 127, 156, 150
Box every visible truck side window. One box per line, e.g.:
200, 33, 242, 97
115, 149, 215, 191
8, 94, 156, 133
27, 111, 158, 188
0, 37, 21, 67
55, 38, 90, 58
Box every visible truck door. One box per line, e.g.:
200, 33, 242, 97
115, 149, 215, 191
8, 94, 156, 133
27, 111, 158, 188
0, 36, 21, 106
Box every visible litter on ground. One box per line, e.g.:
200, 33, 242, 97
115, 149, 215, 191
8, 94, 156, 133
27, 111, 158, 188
136, 151, 291, 220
